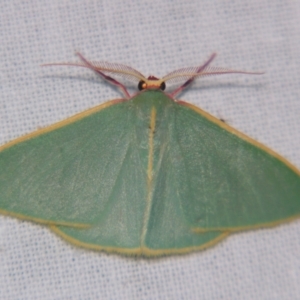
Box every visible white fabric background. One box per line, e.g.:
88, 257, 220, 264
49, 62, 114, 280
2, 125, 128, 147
0, 0, 300, 299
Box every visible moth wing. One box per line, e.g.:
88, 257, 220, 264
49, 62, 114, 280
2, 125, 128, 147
0, 101, 147, 236
171, 102, 300, 232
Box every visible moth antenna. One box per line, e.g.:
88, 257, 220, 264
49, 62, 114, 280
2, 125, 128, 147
168, 53, 217, 97
163, 53, 264, 98
42, 52, 148, 99
75, 52, 131, 99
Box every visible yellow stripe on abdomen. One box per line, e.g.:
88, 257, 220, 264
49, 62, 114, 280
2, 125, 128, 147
141, 106, 156, 248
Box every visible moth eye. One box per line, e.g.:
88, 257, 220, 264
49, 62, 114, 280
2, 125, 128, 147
138, 80, 146, 91
160, 82, 166, 91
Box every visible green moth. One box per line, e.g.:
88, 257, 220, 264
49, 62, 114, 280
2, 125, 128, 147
0, 53, 299, 256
